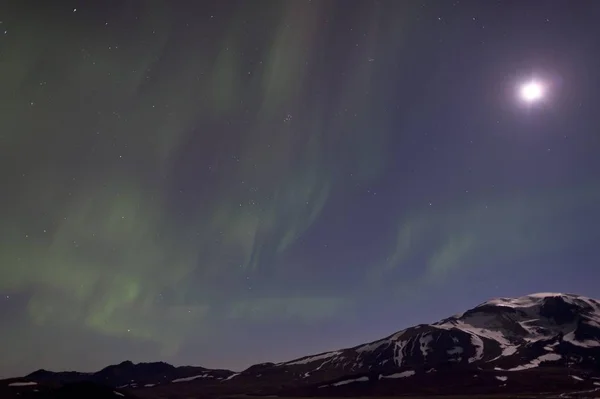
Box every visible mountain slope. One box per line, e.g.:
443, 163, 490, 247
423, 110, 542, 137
136, 293, 600, 397
206, 293, 600, 393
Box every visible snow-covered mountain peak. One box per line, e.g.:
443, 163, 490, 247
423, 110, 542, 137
465, 293, 600, 330
476, 293, 599, 310
262, 293, 600, 384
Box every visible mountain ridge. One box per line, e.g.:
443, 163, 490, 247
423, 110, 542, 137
3, 292, 600, 398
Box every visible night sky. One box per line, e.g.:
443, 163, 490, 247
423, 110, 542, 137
1, 0, 600, 378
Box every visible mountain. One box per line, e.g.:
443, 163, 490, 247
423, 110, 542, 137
0, 361, 234, 399
3, 293, 600, 398
270, 292, 600, 396
23, 360, 233, 388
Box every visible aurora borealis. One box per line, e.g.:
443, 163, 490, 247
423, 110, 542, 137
1, 0, 600, 377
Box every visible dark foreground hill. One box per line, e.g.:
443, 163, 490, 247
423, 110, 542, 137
3, 293, 600, 399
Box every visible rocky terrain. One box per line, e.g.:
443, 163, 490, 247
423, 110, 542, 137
2, 293, 600, 399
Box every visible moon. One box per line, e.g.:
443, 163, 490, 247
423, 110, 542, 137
519, 80, 545, 103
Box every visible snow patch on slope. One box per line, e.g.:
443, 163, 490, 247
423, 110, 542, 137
419, 333, 433, 358
284, 351, 342, 366
172, 374, 212, 383
380, 370, 415, 379
356, 340, 388, 353
222, 373, 239, 381
9, 382, 37, 387
332, 376, 368, 386
499, 353, 562, 371
468, 333, 484, 363
544, 341, 559, 351
393, 340, 409, 366
319, 376, 369, 388
564, 331, 600, 348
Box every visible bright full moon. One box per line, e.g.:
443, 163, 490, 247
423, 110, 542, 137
519, 81, 545, 103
